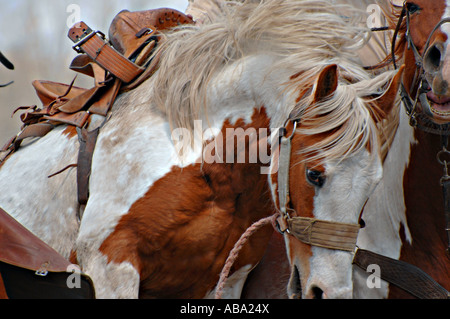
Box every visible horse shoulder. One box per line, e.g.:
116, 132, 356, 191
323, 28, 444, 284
0, 126, 80, 258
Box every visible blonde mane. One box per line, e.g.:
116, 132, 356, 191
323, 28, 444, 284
149, 0, 397, 163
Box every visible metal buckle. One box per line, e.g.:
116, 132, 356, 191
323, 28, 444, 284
72, 30, 106, 54
35, 262, 49, 277
275, 215, 290, 234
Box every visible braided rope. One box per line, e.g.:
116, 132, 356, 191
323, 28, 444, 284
214, 213, 279, 299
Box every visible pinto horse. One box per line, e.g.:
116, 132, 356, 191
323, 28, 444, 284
243, 0, 450, 299
0, 0, 398, 298
352, 0, 450, 298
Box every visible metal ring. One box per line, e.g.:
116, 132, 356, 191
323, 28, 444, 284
437, 147, 450, 165
285, 120, 298, 140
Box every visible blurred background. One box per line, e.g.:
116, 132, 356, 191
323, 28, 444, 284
0, 0, 189, 144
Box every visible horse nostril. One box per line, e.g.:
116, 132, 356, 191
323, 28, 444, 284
287, 265, 302, 299
424, 43, 443, 71
311, 286, 324, 299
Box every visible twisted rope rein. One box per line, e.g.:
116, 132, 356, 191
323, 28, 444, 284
214, 213, 279, 299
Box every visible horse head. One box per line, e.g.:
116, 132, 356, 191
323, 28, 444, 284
385, 0, 450, 125
272, 62, 403, 299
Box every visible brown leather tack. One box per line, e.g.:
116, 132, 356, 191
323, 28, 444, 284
109, 8, 193, 57
32, 80, 86, 108
287, 217, 360, 252
0, 272, 8, 299
0, 207, 71, 273
77, 127, 100, 206
353, 249, 449, 299
4, 7, 194, 209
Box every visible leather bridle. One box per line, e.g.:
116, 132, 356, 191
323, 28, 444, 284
274, 91, 449, 299
392, 3, 450, 135
274, 118, 363, 253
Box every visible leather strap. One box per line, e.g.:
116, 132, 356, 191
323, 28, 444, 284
0, 207, 72, 273
277, 134, 292, 220
0, 272, 8, 299
57, 86, 101, 114
43, 111, 90, 128
68, 22, 143, 83
2, 123, 54, 152
275, 121, 361, 252
353, 248, 449, 299
441, 179, 450, 252
288, 217, 360, 252
76, 127, 100, 209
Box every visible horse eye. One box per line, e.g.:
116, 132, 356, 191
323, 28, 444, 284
306, 169, 325, 187
406, 2, 420, 14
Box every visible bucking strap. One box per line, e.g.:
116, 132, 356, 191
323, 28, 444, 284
287, 217, 360, 252
353, 248, 449, 299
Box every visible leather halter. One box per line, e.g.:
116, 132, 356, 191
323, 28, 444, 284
275, 119, 362, 252
276, 113, 448, 299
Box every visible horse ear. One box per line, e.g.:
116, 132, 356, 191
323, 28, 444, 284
371, 64, 404, 122
312, 64, 338, 103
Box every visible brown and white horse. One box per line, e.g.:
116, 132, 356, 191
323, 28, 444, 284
352, 0, 450, 298
0, 0, 398, 298
243, 0, 450, 299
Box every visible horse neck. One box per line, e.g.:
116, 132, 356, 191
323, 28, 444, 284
382, 113, 450, 296
357, 106, 414, 256
106, 69, 281, 298
399, 122, 450, 283
205, 54, 293, 128
359, 102, 450, 297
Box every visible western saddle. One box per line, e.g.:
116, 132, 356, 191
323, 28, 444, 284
0, 8, 193, 210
